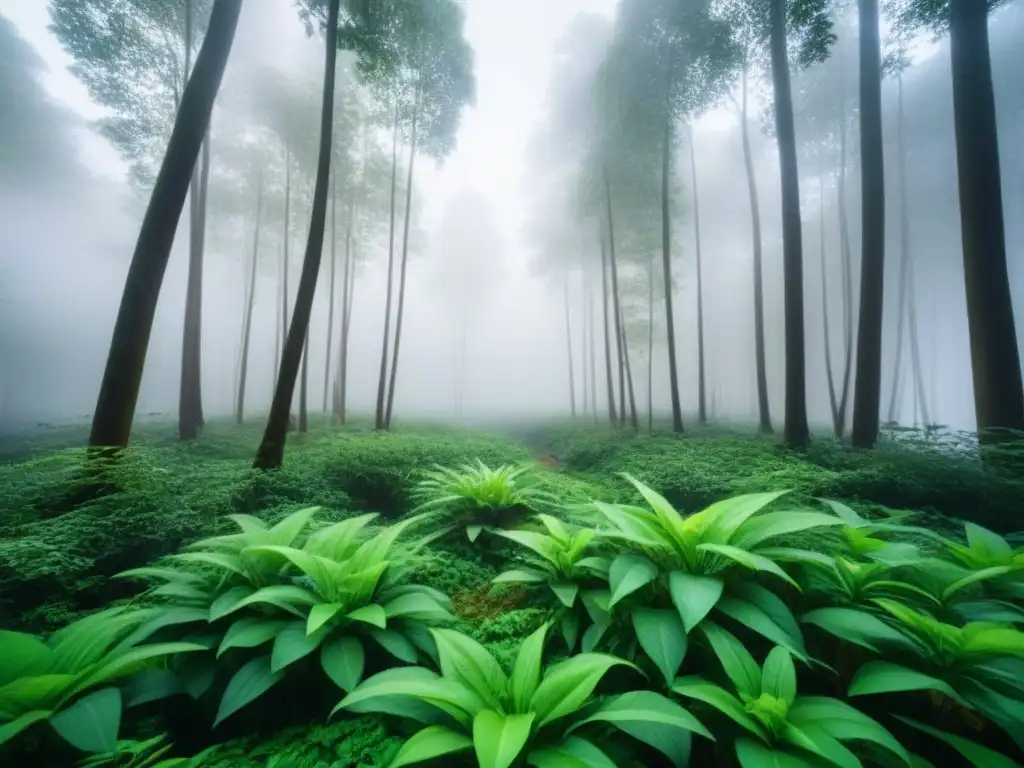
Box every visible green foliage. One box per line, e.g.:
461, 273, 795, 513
410, 461, 561, 542
75, 732, 201, 768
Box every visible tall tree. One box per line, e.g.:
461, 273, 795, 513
851, 0, 886, 448
685, 122, 708, 425
86, 0, 242, 449
236, 171, 263, 425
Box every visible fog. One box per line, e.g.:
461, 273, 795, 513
0, 0, 1021, 435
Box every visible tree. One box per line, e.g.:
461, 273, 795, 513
87, 0, 243, 449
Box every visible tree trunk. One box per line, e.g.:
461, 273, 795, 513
599, 230, 617, 424
837, 86, 854, 437
660, 113, 683, 434
769, 0, 809, 448
687, 123, 707, 425
588, 273, 598, 423
741, 62, 772, 435
604, 167, 626, 429
253, 0, 340, 469
374, 104, 401, 430
581, 271, 589, 416
820, 157, 841, 434
949, 0, 1024, 441
236, 173, 263, 425
282, 149, 291, 358
851, 0, 886, 450
338, 202, 355, 424
619, 305, 638, 430
648, 248, 655, 433
273, 247, 282, 388
886, 74, 910, 426
89, 0, 242, 449
323, 171, 337, 414
564, 272, 577, 418
385, 91, 420, 429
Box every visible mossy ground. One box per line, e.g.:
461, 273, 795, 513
1, 416, 1021, 766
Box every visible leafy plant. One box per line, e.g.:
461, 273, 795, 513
672, 624, 910, 767
333, 622, 711, 768
0, 607, 204, 753
75, 733, 209, 768
410, 461, 560, 542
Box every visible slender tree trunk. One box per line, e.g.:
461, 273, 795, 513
273, 249, 282, 388
907, 250, 930, 427
89, 0, 242, 449
741, 62, 773, 434
837, 85, 854, 437
660, 113, 683, 433
375, 104, 401, 430
253, 0, 340, 469
323, 171, 337, 414
886, 74, 910, 426
337, 196, 354, 423
820, 157, 841, 434
648, 249, 655, 433
604, 167, 627, 429
949, 0, 1024, 441
236, 174, 263, 424
687, 123, 707, 425
852, 0, 886, 450
564, 272, 577, 417
386, 91, 420, 429
589, 274, 598, 423
769, 0, 809, 448
581, 271, 589, 416
599, 230, 617, 424
299, 333, 309, 432
619, 304, 639, 430
282, 150, 291, 356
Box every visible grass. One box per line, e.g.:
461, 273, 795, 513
1, 414, 1022, 766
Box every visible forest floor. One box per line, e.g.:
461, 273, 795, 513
1, 417, 1022, 765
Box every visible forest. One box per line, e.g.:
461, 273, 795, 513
0, 0, 1023, 766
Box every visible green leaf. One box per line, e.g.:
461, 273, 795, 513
321, 636, 365, 693
370, 629, 420, 663
560, 612, 580, 651
789, 697, 910, 765
531, 653, 636, 727
432, 629, 508, 709
348, 604, 388, 629
493, 570, 548, 585
49, 687, 121, 753
209, 587, 255, 622
510, 624, 548, 713
668, 571, 723, 633
699, 622, 761, 700
964, 523, 1011, 562
671, 676, 765, 738
802, 608, 916, 654
225, 585, 319, 617
894, 715, 1019, 768
580, 622, 607, 653
631, 608, 687, 688
467, 525, 484, 542
550, 582, 579, 609
0, 632, 52, 687
848, 662, 960, 700
571, 689, 713, 741
214, 655, 282, 727
334, 667, 484, 727
218, 618, 287, 658
387, 725, 473, 768
69, 643, 208, 699
0, 709, 51, 747
735, 738, 813, 768
473, 710, 534, 768
527, 736, 617, 768
697, 544, 800, 589
732, 511, 845, 550
308, 603, 346, 635
716, 598, 806, 658
608, 554, 659, 607
271, 621, 324, 673
761, 647, 797, 706
384, 593, 451, 622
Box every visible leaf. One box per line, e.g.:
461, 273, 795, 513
761, 647, 797, 706
697, 543, 800, 588
69, 643, 208, 698
121, 668, 184, 707
348, 604, 388, 629
473, 710, 535, 768
732, 511, 845, 550
531, 653, 637, 727
571, 689, 714, 741
225, 585, 319, 617
894, 715, 1019, 768
735, 737, 813, 768
384, 593, 451, 622
467, 525, 484, 542
699, 622, 761, 700
560, 612, 580, 651
370, 629, 420, 663
527, 736, 617, 768
213, 655, 282, 727
387, 725, 473, 768
631, 608, 687, 688
308, 603, 346, 635
702, 491, 792, 542
49, 687, 121, 753
550, 582, 579, 608
671, 676, 765, 738
964, 523, 1012, 562
668, 571, 724, 633
431, 629, 508, 708
218, 618, 287, 657
493, 570, 548, 585
848, 662, 960, 700
0, 632, 52, 687
802, 608, 916, 654
0, 709, 51, 747
510, 624, 548, 712
608, 554, 659, 607
334, 667, 484, 727
789, 697, 910, 765
271, 621, 324, 673
716, 598, 806, 658
209, 587, 255, 622
321, 636, 365, 693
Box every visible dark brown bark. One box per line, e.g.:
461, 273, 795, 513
323, 171, 337, 414
687, 123, 707, 425
851, 0, 886, 450
599, 229, 617, 424
236, 174, 263, 425
89, 0, 242, 449
299, 331, 308, 433
740, 63, 772, 435
564, 273, 577, 417
949, 0, 1024, 440
385, 93, 420, 429
886, 75, 909, 426
769, 0, 809, 448
374, 105, 401, 430
253, 0, 340, 469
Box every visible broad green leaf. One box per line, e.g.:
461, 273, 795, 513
120, 668, 183, 707
473, 710, 534, 768
848, 662, 960, 700
209, 587, 255, 622
387, 725, 473, 768
668, 571, 723, 633
580, 590, 611, 626
733, 511, 845, 550
580, 622, 607, 653
0, 709, 51, 747
735, 737, 814, 768
467, 525, 484, 543
49, 687, 121, 753
571, 689, 713, 741
786, 723, 860, 768
550, 582, 579, 608
305, 513, 379, 561
631, 608, 687, 688
321, 636, 365, 693
171, 552, 247, 578
225, 513, 268, 534
761, 648, 797, 706
536, 514, 570, 544
497, 530, 562, 565
218, 618, 287, 657
817, 499, 867, 527
964, 523, 1012, 563
69, 643, 208, 699
671, 676, 765, 738
510, 624, 548, 712
943, 566, 1016, 601
608, 554, 659, 608
699, 622, 761, 700
431, 629, 507, 708
716, 598, 806, 658
790, 697, 910, 765
214, 655, 282, 727
267, 506, 319, 547
531, 653, 636, 728
308, 603, 346, 635
697, 544, 800, 589
961, 625, 1024, 657
224, 585, 319, 617
0, 674, 75, 716
702, 490, 791, 542
348, 604, 388, 629
527, 736, 616, 768
0, 632, 52, 688
384, 593, 451, 622
620, 474, 688, 537
271, 621, 324, 673
493, 570, 548, 585
369, 629, 420, 663
334, 667, 484, 726
560, 612, 580, 651
894, 715, 1018, 768
735, 584, 804, 651
802, 608, 916, 654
